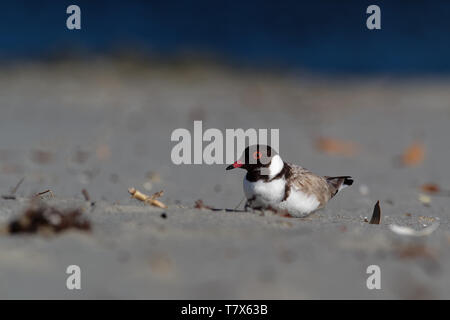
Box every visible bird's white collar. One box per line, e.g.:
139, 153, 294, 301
268, 155, 284, 179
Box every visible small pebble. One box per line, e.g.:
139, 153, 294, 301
418, 194, 431, 206
359, 184, 370, 196
143, 181, 153, 191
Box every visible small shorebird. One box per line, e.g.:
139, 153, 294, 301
226, 145, 353, 217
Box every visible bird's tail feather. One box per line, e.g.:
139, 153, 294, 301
325, 176, 354, 197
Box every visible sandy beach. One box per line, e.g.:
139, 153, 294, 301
1, 60, 450, 299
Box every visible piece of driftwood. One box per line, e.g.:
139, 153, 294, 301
128, 188, 167, 209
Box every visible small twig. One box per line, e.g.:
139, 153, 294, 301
1, 177, 25, 200
1, 195, 16, 200
194, 199, 213, 210
81, 188, 95, 208
33, 190, 54, 198
150, 190, 164, 200
234, 196, 246, 210
10, 177, 25, 195
369, 200, 381, 224
128, 187, 167, 209
81, 189, 91, 202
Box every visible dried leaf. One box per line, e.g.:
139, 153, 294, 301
420, 183, 440, 194
401, 142, 425, 167
369, 200, 381, 224
316, 137, 359, 157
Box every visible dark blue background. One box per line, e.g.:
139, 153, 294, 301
1, 0, 449, 74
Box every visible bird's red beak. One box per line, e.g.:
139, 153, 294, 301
226, 160, 243, 170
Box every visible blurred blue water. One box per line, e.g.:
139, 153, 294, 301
1, 0, 450, 74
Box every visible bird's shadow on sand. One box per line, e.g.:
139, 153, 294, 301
210, 208, 247, 212
209, 208, 295, 219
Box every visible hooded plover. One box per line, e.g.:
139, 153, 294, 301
226, 145, 353, 217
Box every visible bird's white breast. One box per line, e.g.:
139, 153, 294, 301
243, 177, 285, 207
278, 186, 321, 217
244, 178, 321, 217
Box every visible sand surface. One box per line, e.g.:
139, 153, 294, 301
1, 60, 450, 299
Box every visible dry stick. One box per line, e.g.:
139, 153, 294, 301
234, 196, 246, 210
1, 177, 25, 200
128, 188, 167, 209
81, 189, 91, 202
10, 177, 25, 195
194, 199, 213, 210
369, 200, 381, 224
1, 195, 16, 200
81, 188, 96, 208
34, 190, 54, 198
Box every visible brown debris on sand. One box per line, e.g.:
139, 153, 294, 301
420, 183, 450, 197
401, 141, 425, 167
6, 203, 91, 235
31, 150, 53, 165
315, 137, 359, 157
194, 199, 213, 210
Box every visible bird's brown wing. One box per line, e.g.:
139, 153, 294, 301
284, 163, 332, 208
